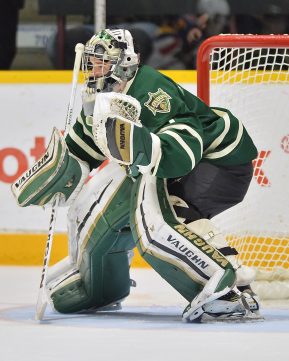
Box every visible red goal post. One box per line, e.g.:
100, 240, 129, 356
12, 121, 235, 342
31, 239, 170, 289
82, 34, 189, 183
196, 34, 289, 300
197, 34, 289, 105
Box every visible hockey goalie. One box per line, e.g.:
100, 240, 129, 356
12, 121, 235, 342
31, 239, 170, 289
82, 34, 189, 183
12, 28, 262, 322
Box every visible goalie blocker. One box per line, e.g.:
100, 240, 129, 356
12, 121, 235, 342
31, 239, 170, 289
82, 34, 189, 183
11, 128, 90, 207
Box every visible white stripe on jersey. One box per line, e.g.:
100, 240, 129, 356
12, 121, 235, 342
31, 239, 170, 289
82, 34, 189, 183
77, 115, 95, 142
204, 116, 244, 159
160, 130, 196, 169
159, 123, 203, 154
203, 109, 230, 155
68, 127, 106, 161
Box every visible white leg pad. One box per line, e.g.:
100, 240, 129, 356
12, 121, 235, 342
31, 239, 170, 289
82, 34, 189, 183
46, 257, 80, 311
46, 256, 75, 285
185, 219, 256, 286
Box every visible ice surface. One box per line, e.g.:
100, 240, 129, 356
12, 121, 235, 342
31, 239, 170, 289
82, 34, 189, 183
0, 267, 289, 361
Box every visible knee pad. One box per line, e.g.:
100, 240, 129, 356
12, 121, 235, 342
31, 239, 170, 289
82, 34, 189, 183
47, 162, 135, 313
130, 174, 236, 302
47, 250, 133, 313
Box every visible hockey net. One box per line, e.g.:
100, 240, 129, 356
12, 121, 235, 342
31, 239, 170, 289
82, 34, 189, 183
197, 34, 289, 299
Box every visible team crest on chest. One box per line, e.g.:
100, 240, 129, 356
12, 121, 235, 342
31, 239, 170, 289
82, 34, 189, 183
144, 88, 172, 115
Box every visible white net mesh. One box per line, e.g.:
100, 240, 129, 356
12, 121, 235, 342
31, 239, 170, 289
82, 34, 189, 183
198, 35, 289, 299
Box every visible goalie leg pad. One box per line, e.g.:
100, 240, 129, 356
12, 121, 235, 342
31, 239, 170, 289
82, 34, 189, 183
11, 127, 90, 207
48, 250, 132, 313
47, 162, 135, 313
130, 174, 236, 308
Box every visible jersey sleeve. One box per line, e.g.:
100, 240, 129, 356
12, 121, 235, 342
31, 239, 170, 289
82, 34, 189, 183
65, 109, 106, 170
126, 68, 205, 178
154, 116, 204, 178
151, 105, 257, 178
201, 107, 258, 166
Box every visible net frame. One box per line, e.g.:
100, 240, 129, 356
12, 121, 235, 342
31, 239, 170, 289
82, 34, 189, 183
197, 34, 289, 104
196, 34, 289, 299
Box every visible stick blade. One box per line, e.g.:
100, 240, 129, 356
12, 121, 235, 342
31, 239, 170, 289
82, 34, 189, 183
35, 289, 47, 321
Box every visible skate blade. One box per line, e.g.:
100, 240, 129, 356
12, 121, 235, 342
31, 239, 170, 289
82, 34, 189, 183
200, 311, 264, 323
77, 302, 123, 314
96, 302, 122, 312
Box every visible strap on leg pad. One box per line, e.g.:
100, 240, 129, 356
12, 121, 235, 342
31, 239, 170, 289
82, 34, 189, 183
185, 219, 256, 287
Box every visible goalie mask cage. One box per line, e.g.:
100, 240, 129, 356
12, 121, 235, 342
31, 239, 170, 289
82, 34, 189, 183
197, 34, 289, 300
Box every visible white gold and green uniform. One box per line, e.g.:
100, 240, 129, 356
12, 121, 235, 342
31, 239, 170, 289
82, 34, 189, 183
12, 26, 260, 321
43, 65, 257, 315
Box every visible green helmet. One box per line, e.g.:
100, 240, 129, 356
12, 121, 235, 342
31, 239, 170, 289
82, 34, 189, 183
82, 28, 139, 93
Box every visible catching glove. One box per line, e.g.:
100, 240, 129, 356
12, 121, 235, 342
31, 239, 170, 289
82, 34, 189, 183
92, 92, 161, 176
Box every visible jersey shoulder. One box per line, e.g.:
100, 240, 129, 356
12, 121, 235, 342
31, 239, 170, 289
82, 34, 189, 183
129, 65, 180, 98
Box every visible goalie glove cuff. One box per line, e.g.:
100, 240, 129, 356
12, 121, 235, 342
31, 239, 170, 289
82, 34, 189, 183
113, 121, 161, 176
136, 132, 161, 175
93, 113, 162, 176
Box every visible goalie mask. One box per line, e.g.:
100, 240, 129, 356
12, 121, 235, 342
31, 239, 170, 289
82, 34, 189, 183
82, 29, 139, 94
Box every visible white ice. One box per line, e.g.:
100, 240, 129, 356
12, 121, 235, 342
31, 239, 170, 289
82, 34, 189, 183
0, 267, 289, 361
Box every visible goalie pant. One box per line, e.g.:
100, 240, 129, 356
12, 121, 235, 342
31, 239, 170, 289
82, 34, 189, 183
46, 161, 254, 313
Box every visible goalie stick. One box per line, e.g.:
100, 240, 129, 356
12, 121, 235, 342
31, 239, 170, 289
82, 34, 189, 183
35, 43, 85, 321
94, 0, 106, 33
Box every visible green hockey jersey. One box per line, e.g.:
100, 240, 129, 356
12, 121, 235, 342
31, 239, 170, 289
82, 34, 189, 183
66, 65, 257, 178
